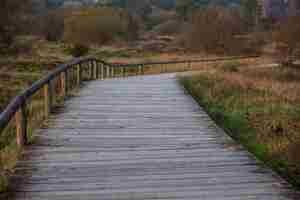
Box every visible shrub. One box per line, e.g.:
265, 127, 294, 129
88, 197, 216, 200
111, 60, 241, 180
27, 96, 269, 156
220, 61, 240, 72
152, 20, 182, 35
0, 0, 32, 51
64, 7, 130, 46
273, 15, 300, 66
43, 9, 64, 42
67, 44, 89, 58
185, 6, 243, 54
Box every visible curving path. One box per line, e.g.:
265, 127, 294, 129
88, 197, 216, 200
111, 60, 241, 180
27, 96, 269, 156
12, 73, 299, 200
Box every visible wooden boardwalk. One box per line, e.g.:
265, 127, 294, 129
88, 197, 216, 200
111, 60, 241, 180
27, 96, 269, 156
12, 73, 299, 200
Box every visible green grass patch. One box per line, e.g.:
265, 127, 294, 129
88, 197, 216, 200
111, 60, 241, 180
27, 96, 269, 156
96, 50, 132, 59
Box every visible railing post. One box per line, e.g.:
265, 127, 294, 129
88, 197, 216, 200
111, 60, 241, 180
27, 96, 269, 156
44, 81, 53, 118
122, 67, 125, 77
15, 102, 28, 148
60, 71, 67, 98
77, 64, 82, 86
106, 66, 110, 78
90, 61, 94, 80
94, 61, 98, 79
101, 63, 104, 80
111, 66, 114, 78
138, 65, 142, 75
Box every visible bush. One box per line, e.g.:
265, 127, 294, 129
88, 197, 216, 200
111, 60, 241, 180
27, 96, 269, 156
152, 20, 182, 35
273, 15, 300, 66
43, 9, 64, 42
67, 44, 89, 58
184, 6, 244, 55
64, 7, 130, 46
220, 61, 240, 72
0, 0, 32, 51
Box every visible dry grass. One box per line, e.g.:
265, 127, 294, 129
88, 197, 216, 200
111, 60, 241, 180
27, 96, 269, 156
180, 65, 300, 187
0, 39, 77, 193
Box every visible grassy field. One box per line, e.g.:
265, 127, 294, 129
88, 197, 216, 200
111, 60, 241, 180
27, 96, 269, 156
180, 64, 300, 188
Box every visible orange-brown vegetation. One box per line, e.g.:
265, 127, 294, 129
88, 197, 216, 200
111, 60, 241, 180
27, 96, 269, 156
183, 6, 265, 55
64, 7, 130, 46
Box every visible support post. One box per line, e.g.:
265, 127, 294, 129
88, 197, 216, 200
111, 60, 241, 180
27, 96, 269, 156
44, 82, 53, 118
106, 66, 110, 78
101, 64, 104, 80
122, 67, 125, 77
94, 61, 98, 79
111, 67, 114, 78
15, 102, 28, 148
90, 62, 94, 80
60, 71, 67, 98
77, 64, 82, 86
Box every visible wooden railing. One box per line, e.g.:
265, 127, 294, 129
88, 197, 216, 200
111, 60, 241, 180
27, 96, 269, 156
0, 55, 259, 149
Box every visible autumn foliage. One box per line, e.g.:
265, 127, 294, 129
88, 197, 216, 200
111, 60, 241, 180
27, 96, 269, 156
64, 7, 130, 46
273, 15, 300, 65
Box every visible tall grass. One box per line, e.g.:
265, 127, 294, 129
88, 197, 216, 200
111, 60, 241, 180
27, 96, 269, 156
0, 65, 86, 192
180, 67, 300, 188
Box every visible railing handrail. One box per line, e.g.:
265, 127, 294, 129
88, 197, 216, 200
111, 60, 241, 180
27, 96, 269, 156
0, 55, 260, 137
0, 56, 96, 134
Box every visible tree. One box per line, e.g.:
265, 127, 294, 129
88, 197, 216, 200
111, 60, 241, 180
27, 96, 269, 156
186, 6, 243, 54
241, 0, 258, 31
126, 0, 152, 20
64, 7, 129, 46
43, 9, 64, 41
273, 15, 300, 66
176, 0, 194, 21
0, 0, 32, 48
127, 14, 140, 42
151, 0, 176, 10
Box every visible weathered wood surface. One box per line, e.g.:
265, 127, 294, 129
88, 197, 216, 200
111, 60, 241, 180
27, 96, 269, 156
11, 73, 299, 200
